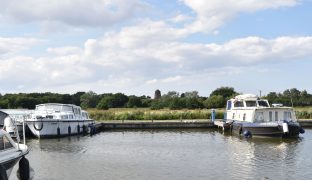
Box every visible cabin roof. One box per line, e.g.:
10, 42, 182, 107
234, 94, 258, 101
36, 103, 79, 108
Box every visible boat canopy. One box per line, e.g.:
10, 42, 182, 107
227, 94, 270, 110
235, 94, 258, 101
36, 104, 75, 112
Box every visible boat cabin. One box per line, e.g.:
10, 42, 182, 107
32, 103, 89, 120
226, 94, 297, 123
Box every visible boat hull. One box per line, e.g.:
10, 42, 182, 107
2, 156, 22, 177
231, 121, 301, 138
26, 120, 94, 138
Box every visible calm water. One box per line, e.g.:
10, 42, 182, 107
10, 129, 312, 180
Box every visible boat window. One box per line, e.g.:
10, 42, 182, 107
245, 101, 257, 107
257, 100, 269, 107
61, 115, 69, 119
232, 113, 235, 119
46, 115, 53, 119
0, 136, 13, 151
275, 112, 278, 121
234, 101, 244, 108
269, 112, 273, 121
69, 115, 74, 119
255, 112, 264, 122
243, 113, 246, 121
284, 111, 292, 120
226, 101, 232, 110
37, 105, 62, 111
61, 105, 73, 112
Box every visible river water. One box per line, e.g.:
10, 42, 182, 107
10, 129, 312, 180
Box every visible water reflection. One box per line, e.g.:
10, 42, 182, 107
33, 137, 87, 154
216, 129, 304, 179
10, 129, 312, 180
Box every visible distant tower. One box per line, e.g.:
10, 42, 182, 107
154, 89, 161, 99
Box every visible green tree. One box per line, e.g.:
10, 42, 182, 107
210, 87, 237, 99
96, 98, 109, 110
204, 95, 225, 109
127, 96, 142, 108
150, 100, 164, 110
169, 97, 185, 110
80, 91, 99, 109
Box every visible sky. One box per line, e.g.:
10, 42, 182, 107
0, 0, 311, 97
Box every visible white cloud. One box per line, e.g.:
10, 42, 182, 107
162, 76, 182, 83
0, 34, 311, 93
0, 0, 146, 27
0, 37, 40, 56
182, 0, 299, 33
47, 46, 83, 56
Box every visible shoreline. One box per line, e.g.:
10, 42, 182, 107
94, 119, 312, 131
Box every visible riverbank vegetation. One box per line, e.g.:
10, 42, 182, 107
0, 87, 312, 119
88, 108, 312, 121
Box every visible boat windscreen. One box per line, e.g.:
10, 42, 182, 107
0, 136, 13, 150
245, 101, 257, 107
258, 100, 269, 107
0, 111, 8, 126
37, 105, 61, 111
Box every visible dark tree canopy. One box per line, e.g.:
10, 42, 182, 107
210, 87, 237, 99
0, 87, 311, 110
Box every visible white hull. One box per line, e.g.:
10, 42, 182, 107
26, 120, 94, 138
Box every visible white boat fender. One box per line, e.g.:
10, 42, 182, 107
57, 127, 61, 137
282, 122, 289, 133
68, 126, 71, 135
299, 127, 305, 134
0, 164, 8, 180
243, 130, 252, 138
18, 156, 30, 180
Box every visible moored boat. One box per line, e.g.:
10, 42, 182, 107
224, 94, 304, 137
26, 103, 95, 138
0, 129, 30, 179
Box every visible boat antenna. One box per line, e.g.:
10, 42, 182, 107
259, 90, 262, 98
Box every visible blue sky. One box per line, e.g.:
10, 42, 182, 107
0, 0, 311, 97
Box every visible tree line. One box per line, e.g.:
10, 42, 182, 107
0, 87, 311, 110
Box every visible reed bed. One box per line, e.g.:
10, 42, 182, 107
88, 108, 224, 121
88, 107, 312, 121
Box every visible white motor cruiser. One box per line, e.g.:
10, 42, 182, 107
224, 94, 304, 137
0, 129, 30, 180
26, 103, 95, 138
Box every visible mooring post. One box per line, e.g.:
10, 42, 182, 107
211, 109, 216, 122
